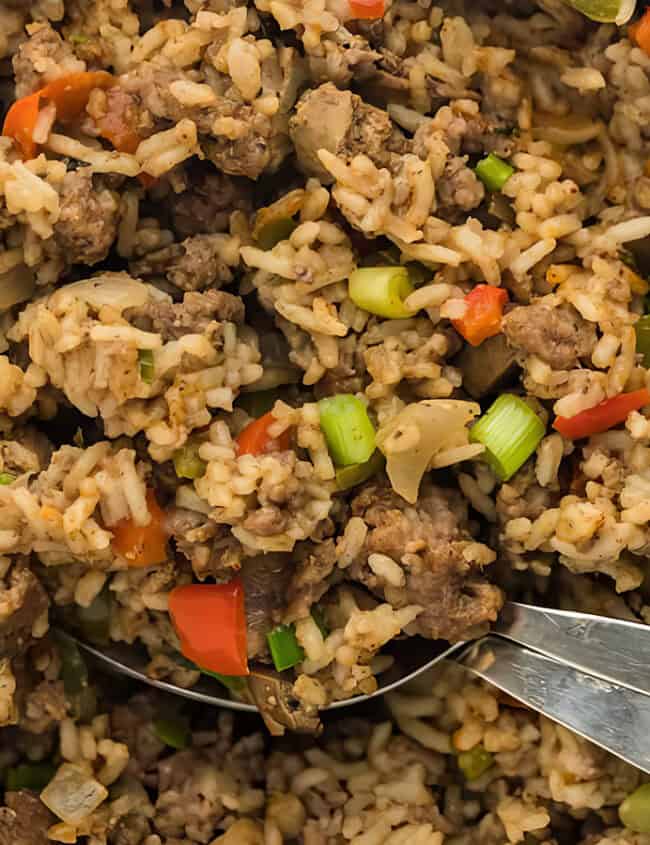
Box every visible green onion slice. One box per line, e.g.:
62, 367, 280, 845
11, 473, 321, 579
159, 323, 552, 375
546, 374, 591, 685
256, 218, 297, 250
457, 746, 494, 781
475, 153, 515, 192
0, 472, 16, 485
318, 394, 376, 467
348, 266, 416, 319
5, 762, 57, 792
173, 443, 206, 480
153, 716, 190, 750
335, 449, 385, 491
138, 349, 154, 384
469, 394, 545, 481
636, 314, 650, 367
620, 783, 650, 833
267, 624, 305, 672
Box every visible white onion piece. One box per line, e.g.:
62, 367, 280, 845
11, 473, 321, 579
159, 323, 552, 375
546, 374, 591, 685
40, 763, 108, 825
376, 400, 484, 504
0, 264, 35, 311
51, 273, 155, 312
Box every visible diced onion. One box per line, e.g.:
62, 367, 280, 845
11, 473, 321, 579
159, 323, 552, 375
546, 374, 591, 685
376, 400, 483, 503
40, 763, 108, 825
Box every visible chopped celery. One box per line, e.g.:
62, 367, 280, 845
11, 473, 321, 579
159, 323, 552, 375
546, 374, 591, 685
636, 314, 650, 367
0, 472, 15, 485
76, 588, 111, 645
267, 624, 305, 672
54, 632, 89, 696
620, 784, 650, 833
173, 443, 206, 480
348, 266, 416, 319
318, 395, 376, 467
138, 349, 154, 384
256, 217, 297, 250
335, 449, 385, 491
475, 153, 515, 192
5, 762, 56, 792
470, 394, 545, 481
457, 746, 494, 781
153, 716, 190, 750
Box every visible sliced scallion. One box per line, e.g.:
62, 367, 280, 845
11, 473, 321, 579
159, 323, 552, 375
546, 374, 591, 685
0, 472, 15, 485
138, 349, 154, 384
267, 624, 304, 672
475, 153, 515, 192
153, 716, 190, 750
469, 394, 545, 481
636, 314, 650, 367
173, 443, 206, 480
348, 266, 416, 319
256, 217, 297, 250
318, 395, 376, 467
5, 762, 56, 792
335, 449, 385, 491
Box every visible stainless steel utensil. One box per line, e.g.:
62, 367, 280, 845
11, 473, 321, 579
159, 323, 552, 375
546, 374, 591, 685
61, 600, 650, 770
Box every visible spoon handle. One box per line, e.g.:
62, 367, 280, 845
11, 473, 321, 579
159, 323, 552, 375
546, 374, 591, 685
495, 601, 650, 697
460, 636, 650, 774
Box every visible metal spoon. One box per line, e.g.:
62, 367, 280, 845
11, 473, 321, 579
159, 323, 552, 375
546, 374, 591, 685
60, 601, 650, 770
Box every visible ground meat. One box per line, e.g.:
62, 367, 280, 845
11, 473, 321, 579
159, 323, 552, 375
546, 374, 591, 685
0, 790, 56, 845
242, 506, 288, 537
121, 63, 290, 179
12, 24, 84, 98
284, 540, 338, 623
20, 680, 67, 734
0, 565, 49, 659
349, 481, 503, 642
306, 31, 380, 87
128, 289, 245, 342
131, 234, 238, 292
109, 813, 152, 845
167, 507, 241, 581
436, 156, 485, 216
53, 169, 119, 266
289, 82, 404, 182
503, 302, 597, 370
87, 85, 154, 148
170, 170, 253, 238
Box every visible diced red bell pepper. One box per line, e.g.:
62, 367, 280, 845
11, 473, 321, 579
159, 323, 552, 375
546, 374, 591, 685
169, 580, 249, 677
553, 388, 650, 439
111, 489, 168, 567
349, 0, 385, 19
630, 10, 650, 57
452, 284, 509, 347
235, 411, 291, 456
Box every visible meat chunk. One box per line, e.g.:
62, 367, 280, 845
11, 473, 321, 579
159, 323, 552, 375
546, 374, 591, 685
167, 507, 241, 581
128, 290, 245, 342
20, 680, 67, 734
436, 155, 485, 216
503, 302, 597, 370
12, 24, 84, 98
0, 790, 55, 845
284, 540, 338, 623
289, 83, 403, 182
349, 482, 503, 642
0, 565, 49, 659
170, 170, 253, 238
53, 169, 119, 266
130, 234, 239, 292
